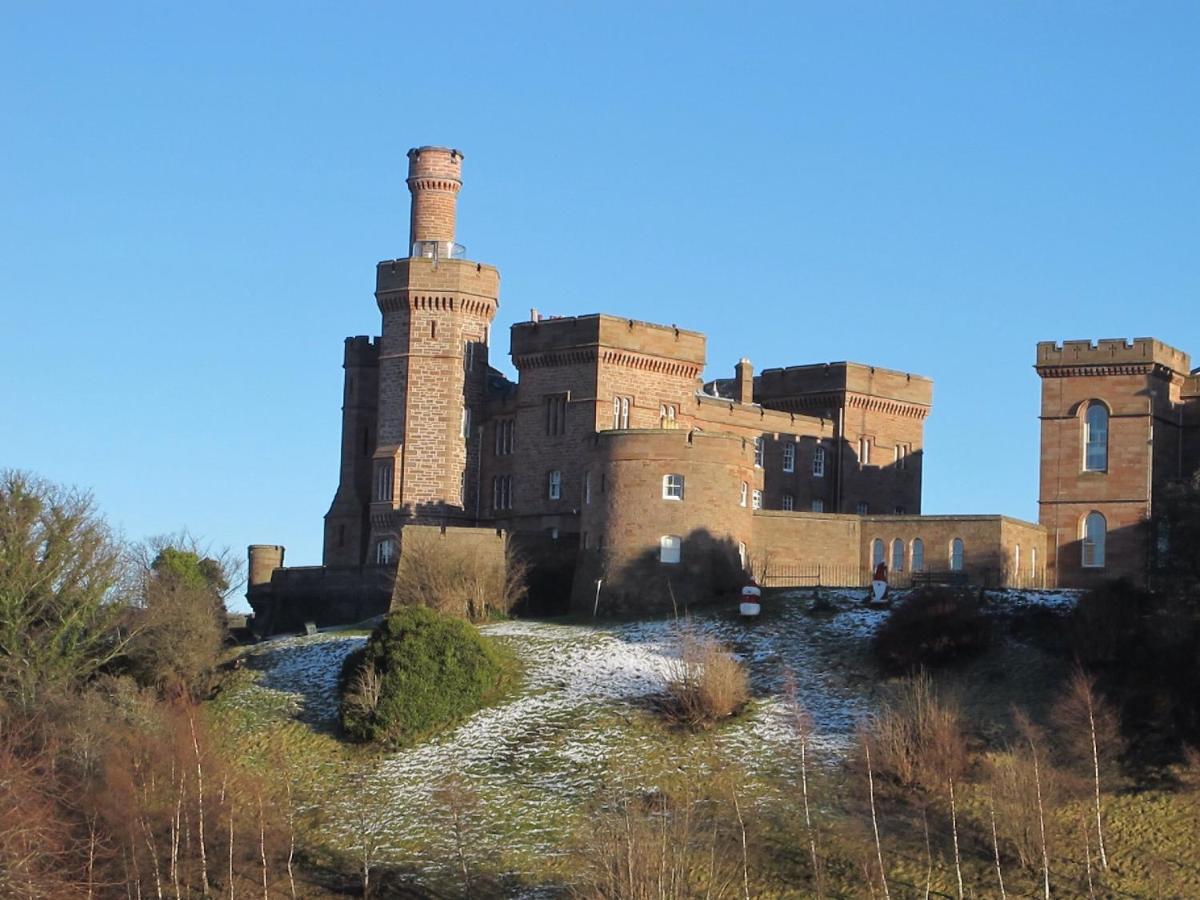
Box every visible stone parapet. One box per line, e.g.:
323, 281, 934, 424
1036, 338, 1191, 377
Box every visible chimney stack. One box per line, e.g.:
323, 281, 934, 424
406, 146, 463, 248
734, 358, 754, 405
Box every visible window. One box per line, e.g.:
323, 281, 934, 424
859, 436, 872, 466
663, 473, 685, 500
894, 443, 910, 470
782, 442, 795, 473
752, 490, 763, 510
545, 393, 568, 435
856, 502, 869, 515
811, 499, 825, 513
374, 460, 393, 503
738, 542, 747, 569
461, 406, 471, 439
612, 395, 631, 430
548, 470, 562, 500
1084, 403, 1108, 472
584, 472, 591, 504
375, 538, 396, 565
781, 493, 794, 511
950, 538, 964, 572
659, 403, 677, 427
492, 475, 513, 510
1014, 544, 1021, 578
1031, 546, 1037, 579
872, 538, 885, 568
463, 340, 475, 372
892, 539, 904, 572
1082, 511, 1106, 568
494, 419, 514, 456
813, 446, 826, 478
740, 481, 748, 507
911, 538, 925, 572
894, 506, 907, 515
659, 535, 682, 564
754, 438, 764, 467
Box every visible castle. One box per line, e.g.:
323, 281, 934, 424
246, 147, 1199, 633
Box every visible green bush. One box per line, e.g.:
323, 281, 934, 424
339, 606, 504, 745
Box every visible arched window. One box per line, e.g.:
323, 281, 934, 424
911, 538, 925, 572
1031, 546, 1038, 582
872, 538, 885, 568
660, 535, 682, 564
950, 538, 964, 572
1084, 403, 1108, 472
662, 473, 685, 500
891, 539, 904, 572
1082, 512, 1106, 568
739, 481, 748, 507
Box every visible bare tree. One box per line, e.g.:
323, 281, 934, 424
860, 730, 891, 900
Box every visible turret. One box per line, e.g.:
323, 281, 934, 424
407, 146, 464, 258
248, 544, 284, 590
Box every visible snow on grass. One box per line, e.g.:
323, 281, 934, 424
225, 589, 1069, 873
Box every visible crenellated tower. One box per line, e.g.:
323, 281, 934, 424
368, 147, 500, 556
323, 335, 380, 566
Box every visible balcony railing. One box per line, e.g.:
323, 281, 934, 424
410, 240, 466, 261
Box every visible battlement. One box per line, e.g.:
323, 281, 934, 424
1035, 338, 1191, 375
592, 427, 755, 466
511, 313, 706, 369
757, 361, 933, 408
343, 335, 379, 366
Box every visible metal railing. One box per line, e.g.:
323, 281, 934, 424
410, 240, 466, 261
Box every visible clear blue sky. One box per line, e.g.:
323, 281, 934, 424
4, 3, 1197, 608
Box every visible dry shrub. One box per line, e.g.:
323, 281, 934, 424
864, 671, 968, 794
665, 631, 749, 729
391, 530, 527, 621
872, 587, 992, 673
984, 712, 1062, 875
573, 767, 749, 899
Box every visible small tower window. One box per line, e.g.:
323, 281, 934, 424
1084, 403, 1108, 472
612, 395, 631, 430
1082, 511, 1106, 568
740, 482, 748, 507
374, 460, 393, 503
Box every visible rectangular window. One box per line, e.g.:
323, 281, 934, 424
663, 473, 684, 500
752, 490, 763, 510
612, 395, 631, 430
374, 460, 393, 503
754, 438, 765, 467
548, 470, 562, 500
813, 446, 826, 478
584, 472, 591, 504
781, 493, 794, 511
492, 475, 513, 510
375, 539, 395, 565
463, 340, 474, 372
894, 443, 910, 470
494, 419, 514, 456
545, 393, 568, 435
659, 535, 682, 564
811, 499, 825, 513
782, 442, 795, 473
461, 406, 471, 439
856, 501, 869, 515
859, 437, 872, 466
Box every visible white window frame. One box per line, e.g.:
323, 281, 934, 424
811, 498, 824, 513
375, 538, 396, 565
856, 501, 868, 515
612, 395, 631, 430
751, 490, 763, 510
859, 436, 872, 466
813, 446, 826, 478
659, 534, 682, 564
740, 481, 748, 507
781, 493, 794, 511
754, 437, 764, 468
662, 473, 685, 501
548, 470, 562, 501
461, 406, 471, 440
782, 442, 795, 473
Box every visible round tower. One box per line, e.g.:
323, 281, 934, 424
247, 544, 285, 589
407, 146, 463, 250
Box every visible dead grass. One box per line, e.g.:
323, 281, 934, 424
865, 671, 969, 794
663, 631, 749, 730
391, 531, 527, 622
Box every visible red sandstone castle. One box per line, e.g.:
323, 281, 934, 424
246, 147, 1199, 631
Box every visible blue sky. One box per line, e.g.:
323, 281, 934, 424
4, 3, 1197, 607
